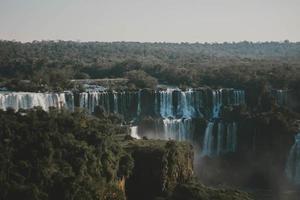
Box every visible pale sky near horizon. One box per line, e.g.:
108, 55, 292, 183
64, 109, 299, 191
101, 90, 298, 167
0, 0, 299, 43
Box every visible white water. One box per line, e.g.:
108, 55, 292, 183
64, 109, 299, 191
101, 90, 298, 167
285, 133, 300, 185
202, 122, 215, 156
137, 90, 141, 116
0, 89, 245, 154
162, 118, 192, 141
202, 122, 238, 157
0, 92, 71, 111
113, 91, 118, 113
130, 126, 140, 139
160, 88, 175, 118
178, 89, 196, 118
212, 89, 223, 118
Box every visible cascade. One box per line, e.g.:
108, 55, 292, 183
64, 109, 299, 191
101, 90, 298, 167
226, 122, 237, 153
233, 90, 245, 105
202, 122, 238, 157
162, 118, 192, 141
285, 133, 300, 185
202, 122, 215, 156
178, 89, 195, 118
154, 91, 159, 116
113, 91, 118, 113
272, 89, 288, 106
78, 91, 138, 115
0, 89, 245, 151
160, 88, 175, 118
137, 90, 141, 116
0, 88, 245, 115
212, 89, 223, 118
0, 92, 71, 111
217, 122, 225, 155
65, 92, 75, 112
130, 126, 140, 139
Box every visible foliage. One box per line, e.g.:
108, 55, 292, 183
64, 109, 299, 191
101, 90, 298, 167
126, 70, 158, 89
0, 107, 133, 200
170, 181, 252, 200
0, 40, 300, 92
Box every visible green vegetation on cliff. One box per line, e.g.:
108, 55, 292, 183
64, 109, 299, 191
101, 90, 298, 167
0, 108, 133, 200
0, 108, 253, 200
123, 139, 252, 200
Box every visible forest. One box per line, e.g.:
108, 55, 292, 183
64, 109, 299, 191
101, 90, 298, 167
0, 40, 300, 91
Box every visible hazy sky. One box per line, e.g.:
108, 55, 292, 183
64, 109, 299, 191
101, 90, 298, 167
0, 0, 299, 42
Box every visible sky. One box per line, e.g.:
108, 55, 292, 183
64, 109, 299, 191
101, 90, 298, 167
0, 0, 299, 43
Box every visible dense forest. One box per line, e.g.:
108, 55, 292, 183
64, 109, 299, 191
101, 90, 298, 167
0, 107, 133, 200
0, 40, 300, 91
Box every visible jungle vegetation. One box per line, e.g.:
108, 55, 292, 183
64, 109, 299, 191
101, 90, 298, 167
0, 40, 299, 91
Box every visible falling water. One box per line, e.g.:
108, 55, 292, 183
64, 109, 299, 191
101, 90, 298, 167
178, 89, 195, 118
202, 122, 238, 157
113, 91, 118, 113
212, 89, 223, 118
0, 92, 72, 111
0, 89, 245, 151
233, 90, 245, 105
130, 126, 140, 139
162, 118, 192, 141
226, 122, 237, 153
202, 122, 215, 156
285, 133, 300, 185
137, 90, 141, 117
272, 89, 288, 106
160, 88, 175, 118
217, 122, 225, 155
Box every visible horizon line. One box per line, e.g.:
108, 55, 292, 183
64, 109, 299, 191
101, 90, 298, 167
1, 39, 300, 44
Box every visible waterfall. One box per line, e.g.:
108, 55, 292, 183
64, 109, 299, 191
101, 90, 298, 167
272, 89, 288, 106
65, 92, 75, 111
226, 122, 237, 153
285, 133, 300, 185
233, 90, 245, 105
79, 92, 89, 110
0, 92, 71, 111
137, 90, 141, 117
0, 89, 245, 151
178, 89, 195, 118
202, 122, 215, 156
130, 126, 140, 139
113, 91, 118, 113
212, 89, 223, 119
217, 122, 225, 155
160, 89, 175, 118
154, 91, 159, 116
202, 122, 237, 157
162, 118, 192, 141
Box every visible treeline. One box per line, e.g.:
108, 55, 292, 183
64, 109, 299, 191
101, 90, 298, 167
0, 40, 300, 91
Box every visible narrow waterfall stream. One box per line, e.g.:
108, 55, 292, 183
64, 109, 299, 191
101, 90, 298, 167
286, 133, 300, 185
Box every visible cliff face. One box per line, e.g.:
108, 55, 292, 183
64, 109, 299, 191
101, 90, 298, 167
123, 139, 252, 200
198, 110, 297, 190
124, 140, 193, 200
